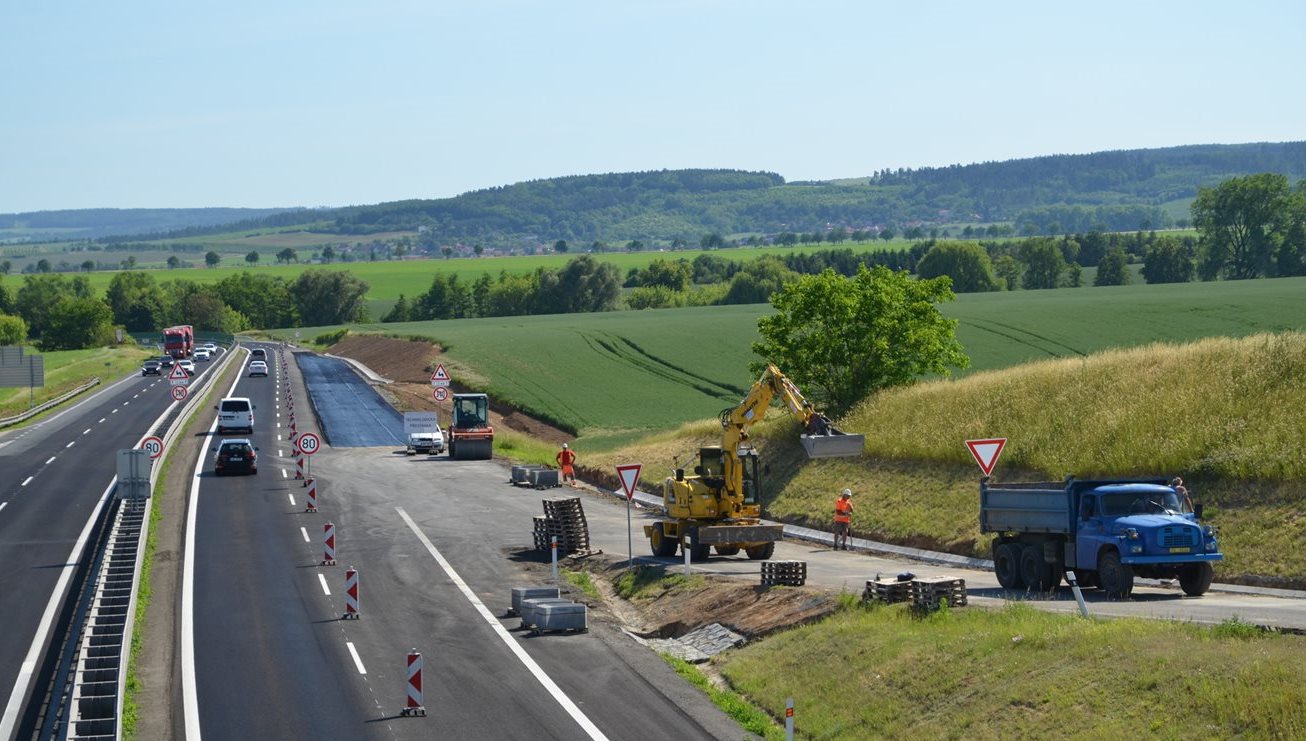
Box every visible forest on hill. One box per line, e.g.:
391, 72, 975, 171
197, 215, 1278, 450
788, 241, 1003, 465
6, 141, 1305, 248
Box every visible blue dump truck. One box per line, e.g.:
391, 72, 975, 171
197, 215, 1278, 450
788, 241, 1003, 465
980, 476, 1223, 598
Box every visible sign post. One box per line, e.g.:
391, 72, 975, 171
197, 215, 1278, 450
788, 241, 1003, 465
297, 431, 321, 481
965, 437, 1007, 477
616, 464, 642, 569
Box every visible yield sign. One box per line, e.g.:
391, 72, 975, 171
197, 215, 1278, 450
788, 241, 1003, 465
616, 463, 642, 501
966, 438, 1007, 476
168, 363, 189, 385
430, 363, 450, 387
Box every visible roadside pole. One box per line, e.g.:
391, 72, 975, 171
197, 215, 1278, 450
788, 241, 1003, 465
1066, 570, 1090, 617
616, 464, 642, 570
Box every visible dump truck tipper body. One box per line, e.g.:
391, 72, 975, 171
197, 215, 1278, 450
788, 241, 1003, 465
980, 477, 1223, 598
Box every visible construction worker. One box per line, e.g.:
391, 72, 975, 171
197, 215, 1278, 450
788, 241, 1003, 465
556, 443, 577, 485
834, 488, 854, 550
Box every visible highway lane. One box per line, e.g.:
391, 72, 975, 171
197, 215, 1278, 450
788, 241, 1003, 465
187, 347, 745, 740
0, 348, 229, 738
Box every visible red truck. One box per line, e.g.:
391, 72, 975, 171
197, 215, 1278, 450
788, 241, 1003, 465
163, 325, 194, 358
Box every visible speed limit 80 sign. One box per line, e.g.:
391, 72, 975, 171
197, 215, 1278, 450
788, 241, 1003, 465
141, 436, 164, 460
296, 432, 321, 456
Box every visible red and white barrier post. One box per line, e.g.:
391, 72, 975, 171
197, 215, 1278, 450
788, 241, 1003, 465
305, 477, 317, 513
402, 650, 425, 716
343, 566, 359, 619
322, 521, 336, 565
296, 452, 306, 480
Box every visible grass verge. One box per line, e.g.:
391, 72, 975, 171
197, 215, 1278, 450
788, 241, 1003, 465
0, 344, 153, 419
660, 655, 785, 741
562, 570, 601, 601
613, 565, 705, 600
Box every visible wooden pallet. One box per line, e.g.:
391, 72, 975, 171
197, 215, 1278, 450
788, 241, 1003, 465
911, 577, 968, 609
760, 560, 807, 586
863, 578, 913, 604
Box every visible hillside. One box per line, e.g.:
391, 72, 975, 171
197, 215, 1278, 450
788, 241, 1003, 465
9, 141, 1304, 249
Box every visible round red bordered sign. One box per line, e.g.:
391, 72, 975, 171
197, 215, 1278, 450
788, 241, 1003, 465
171, 385, 188, 401
141, 436, 164, 459
296, 432, 321, 456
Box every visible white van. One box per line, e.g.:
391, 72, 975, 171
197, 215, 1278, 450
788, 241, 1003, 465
215, 397, 255, 434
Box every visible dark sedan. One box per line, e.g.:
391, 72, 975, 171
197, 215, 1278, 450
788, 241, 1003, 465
212, 438, 258, 476
142, 360, 162, 376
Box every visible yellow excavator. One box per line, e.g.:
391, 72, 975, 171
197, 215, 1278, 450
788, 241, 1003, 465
643, 364, 864, 561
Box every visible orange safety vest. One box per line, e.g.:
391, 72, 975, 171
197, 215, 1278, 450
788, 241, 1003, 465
834, 498, 852, 524
557, 449, 576, 470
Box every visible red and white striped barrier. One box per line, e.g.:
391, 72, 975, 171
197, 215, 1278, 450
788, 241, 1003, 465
401, 650, 425, 716
295, 452, 306, 480
343, 567, 359, 619
322, 521, 336, 565
305, 478, 317, 513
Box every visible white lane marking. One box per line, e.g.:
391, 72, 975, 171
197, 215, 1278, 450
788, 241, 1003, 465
397, 508, 608, 740
99, 418, 106, 423
345, 642, 367, 675
280, 469, 288, 479
123, 401, 129, 406
112, 409, 118, 414
300, 526, 310, 543
0, 502, 7, 513
318, 573, 331, 596
288, 493, 297, 507
83, 428, 91, 435
183, 351, 246, 741
133, 394, 139, 399
45, 457, 56, 465
65, 441, 75, 449
21, 477, 33, 487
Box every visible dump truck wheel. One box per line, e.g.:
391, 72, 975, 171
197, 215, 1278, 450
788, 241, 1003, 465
745, 542, 775, 560
1020, 544, 1057, 592
714, 546, 740, 556
649, 523, 678, 558
1178, 562, 1214, 596
689, 543, 711, 562
1098, 550, 1134, 599
994, 543, 1025, 590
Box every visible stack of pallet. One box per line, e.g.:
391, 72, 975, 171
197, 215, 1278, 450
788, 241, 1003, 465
760, 560, 807, 586
534, 497, 591, 556
910, 577, 968, 610
863, 577, 913, 604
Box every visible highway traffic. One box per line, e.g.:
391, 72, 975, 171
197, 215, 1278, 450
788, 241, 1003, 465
0, 346, 227, 738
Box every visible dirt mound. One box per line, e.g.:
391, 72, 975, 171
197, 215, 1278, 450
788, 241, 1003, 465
325, 333, 571, 444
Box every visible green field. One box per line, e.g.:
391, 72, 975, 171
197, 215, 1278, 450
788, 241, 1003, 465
270, 276, 1306, 447
0, 345, 153, 419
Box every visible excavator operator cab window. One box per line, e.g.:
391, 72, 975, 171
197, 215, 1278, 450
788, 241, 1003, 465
740, 453, 760, 506
697, 448, 724, 478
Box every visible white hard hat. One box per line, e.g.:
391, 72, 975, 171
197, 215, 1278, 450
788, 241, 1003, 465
562, 443, 568, 449
842, 488, 852, 497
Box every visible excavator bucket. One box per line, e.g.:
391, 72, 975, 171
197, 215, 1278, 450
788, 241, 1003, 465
800, 432, 865, 459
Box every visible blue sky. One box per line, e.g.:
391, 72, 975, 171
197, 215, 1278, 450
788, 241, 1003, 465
2, 1, 1302, 212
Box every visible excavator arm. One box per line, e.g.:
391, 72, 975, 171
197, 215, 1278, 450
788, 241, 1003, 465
720, 365, 864, 500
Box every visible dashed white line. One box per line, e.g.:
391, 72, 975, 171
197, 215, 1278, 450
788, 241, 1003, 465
44, 457, 56, 465
66, 441, 76, 449
83, 429, 91, 435
123, 401, 129, 406
21, 477, 33, 487
98, 418, 106, 424
281, 469, 288, 479
0, 502, 7, 513
288, 493, 296, 507
345, 642, 367, 675
111, 409, 118, 414
133, 394, 139, 399
300, 526, 309, 543
317, 573, 331, 596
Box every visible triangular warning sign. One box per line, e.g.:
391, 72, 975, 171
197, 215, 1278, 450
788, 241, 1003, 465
430, 363, 450, 386
616, 463, 642, 501
966, 438, 1007, 476
169, 363, 189, 380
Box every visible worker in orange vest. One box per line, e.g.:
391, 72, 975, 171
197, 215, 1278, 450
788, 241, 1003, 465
834, 488, 854, 550
556, 443, 577, 485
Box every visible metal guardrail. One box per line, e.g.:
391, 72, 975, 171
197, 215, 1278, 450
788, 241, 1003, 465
29, 344, 242, 739
0, 378, 101, 429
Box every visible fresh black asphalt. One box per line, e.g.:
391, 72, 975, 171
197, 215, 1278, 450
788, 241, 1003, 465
295, 354, 405, 448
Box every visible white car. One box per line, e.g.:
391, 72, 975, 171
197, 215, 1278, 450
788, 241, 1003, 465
202, 342, 218, 353
178, 358, 196, 375
194, 349, 212, 361
406, 428, 445, 455
248, 360, 269, 377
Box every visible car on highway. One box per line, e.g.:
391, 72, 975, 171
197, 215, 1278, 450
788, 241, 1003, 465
212, 438, 258, 476
406, 427, 445, 455
248, 360, 269, 377
159, 355, 175, 368
250, 347, 268, 361
202, 342, 218, 353
142, 359, 162, 376
215, 396, 255, 434
194, 348, 211, 361
178, 358, 196, 376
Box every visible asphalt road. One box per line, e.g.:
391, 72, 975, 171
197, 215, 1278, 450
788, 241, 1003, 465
187, 346, 745, 740
0, 348, 227, 738
296, 354, 404, 447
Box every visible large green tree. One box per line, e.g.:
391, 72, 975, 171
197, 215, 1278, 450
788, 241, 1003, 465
215, 272, 297, 329
41, 297, 115, 350
753, 266, 969, 414
0, 313, 27, 345
1193, 173, 1294, 280
915, 241, 1001, 292
290, 270, 370, 326
16, 274, 93, 337
1141, 235, 1196, 284
106, 271, 166, 331
535, 256, 622, 314
1093, 247, 1131, 286
1018, 238, 1067, 289
721, 256, 798, 305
